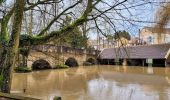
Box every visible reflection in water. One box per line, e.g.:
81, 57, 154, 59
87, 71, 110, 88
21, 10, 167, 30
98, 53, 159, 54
11, 65, 170, 100
147, 67, 153, 74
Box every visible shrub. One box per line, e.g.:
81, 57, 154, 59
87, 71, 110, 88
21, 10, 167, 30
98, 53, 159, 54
53, 64, 69, 69
15, 66, 32, 73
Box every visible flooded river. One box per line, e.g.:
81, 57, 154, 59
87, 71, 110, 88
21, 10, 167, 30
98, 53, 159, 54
11, 65, 170, 100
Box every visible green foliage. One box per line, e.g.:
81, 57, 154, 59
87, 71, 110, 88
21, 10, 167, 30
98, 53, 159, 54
106, 34, 114, 40
53, 64, 69, 69
54, 16, 88, 49
0, 74, 4, 87
61, 27, 88, 49
70, 31, 88, 48
114, 30, 131, 40
19, 34, 32, 46
87, 46, 95, 50
0, 0, 5, 4
19, 47, 30, 57
14, 67, 32, 73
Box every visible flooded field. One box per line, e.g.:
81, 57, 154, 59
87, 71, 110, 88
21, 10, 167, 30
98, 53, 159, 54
11, 65, 170, 100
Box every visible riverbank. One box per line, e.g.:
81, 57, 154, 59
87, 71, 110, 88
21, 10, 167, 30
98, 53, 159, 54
0, 92, 61, 100
0, 92, 40, 100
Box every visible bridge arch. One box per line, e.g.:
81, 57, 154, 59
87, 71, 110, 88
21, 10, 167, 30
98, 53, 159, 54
32, 59, 52, 70
65, 57, 78, 67
86, 58, 96, 65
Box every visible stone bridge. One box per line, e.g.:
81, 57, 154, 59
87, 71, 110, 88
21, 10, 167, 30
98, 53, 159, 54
26, 45, 100, 68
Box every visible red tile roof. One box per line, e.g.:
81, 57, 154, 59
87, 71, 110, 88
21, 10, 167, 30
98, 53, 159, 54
99, 44, 170, 59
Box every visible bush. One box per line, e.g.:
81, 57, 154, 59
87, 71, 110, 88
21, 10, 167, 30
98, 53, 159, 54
53, 64, 69, 69
15, 66, 32, 73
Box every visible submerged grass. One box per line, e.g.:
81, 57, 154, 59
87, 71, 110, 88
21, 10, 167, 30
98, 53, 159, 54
53, 64, 69, 69
14, 66, 32, 73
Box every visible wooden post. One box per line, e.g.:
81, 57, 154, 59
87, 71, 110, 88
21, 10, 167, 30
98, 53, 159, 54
115, 58, 119, 65
107, 60, 110, 65
142, 59, 145, 66
165, 60, 169, 67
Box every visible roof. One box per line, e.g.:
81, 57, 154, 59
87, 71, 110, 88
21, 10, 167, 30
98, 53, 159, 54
142, 27, 170, 34
99, 44, 170, 59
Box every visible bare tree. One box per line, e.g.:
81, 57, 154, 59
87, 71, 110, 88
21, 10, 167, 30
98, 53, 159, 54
0, 0, 165, 93
155, 1, 170, 30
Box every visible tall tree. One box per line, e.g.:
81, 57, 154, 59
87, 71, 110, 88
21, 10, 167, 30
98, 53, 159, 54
57, 16, 88, 48
114, 30, 131, 40
0, 0, 94, 93
0, 0, 155, 93
0, 0, 25, 93
155, 3, 170, 36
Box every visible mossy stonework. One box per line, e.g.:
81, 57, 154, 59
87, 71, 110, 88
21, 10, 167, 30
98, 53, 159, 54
0, 0, 25, 93
26, 46, 98, 68
53, 64, 69, 69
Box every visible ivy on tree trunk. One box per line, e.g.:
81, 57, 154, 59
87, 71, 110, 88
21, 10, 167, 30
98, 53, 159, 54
0, 0, 25, 93
0, 0, 93, 93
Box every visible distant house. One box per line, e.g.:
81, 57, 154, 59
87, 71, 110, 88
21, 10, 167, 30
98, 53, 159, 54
115, 37, 129, 47
140, 27, 170, 44
88, 38, 115, 50
87, 40, 98, 50
128, 37, 146, 46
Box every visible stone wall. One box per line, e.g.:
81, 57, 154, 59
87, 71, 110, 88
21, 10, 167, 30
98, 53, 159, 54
26, 45, 99, 68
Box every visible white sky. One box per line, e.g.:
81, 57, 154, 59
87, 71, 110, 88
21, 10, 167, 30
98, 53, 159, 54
3, 0, 167, 40
89, 0, 160, 40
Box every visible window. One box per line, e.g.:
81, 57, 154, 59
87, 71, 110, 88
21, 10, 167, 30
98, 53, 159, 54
165, 35, 170, 43
147, 36, 154, 44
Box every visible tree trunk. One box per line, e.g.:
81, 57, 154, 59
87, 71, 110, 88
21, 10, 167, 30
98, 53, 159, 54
28, 10, 33, 36
0, 46, 17, 93
21, 54, 26, 67
0, 0, 25, 93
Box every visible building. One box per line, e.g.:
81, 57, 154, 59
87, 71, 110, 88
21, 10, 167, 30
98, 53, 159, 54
128, 37, 146, 46
88, 38, 115, 50
98, 43, 170, 67
87, 39, 99, 50
115, 37, 129, 47
140, 27, 170, 44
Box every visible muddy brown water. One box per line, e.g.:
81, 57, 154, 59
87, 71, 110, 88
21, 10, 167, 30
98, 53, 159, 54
11, 65, 170, 100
